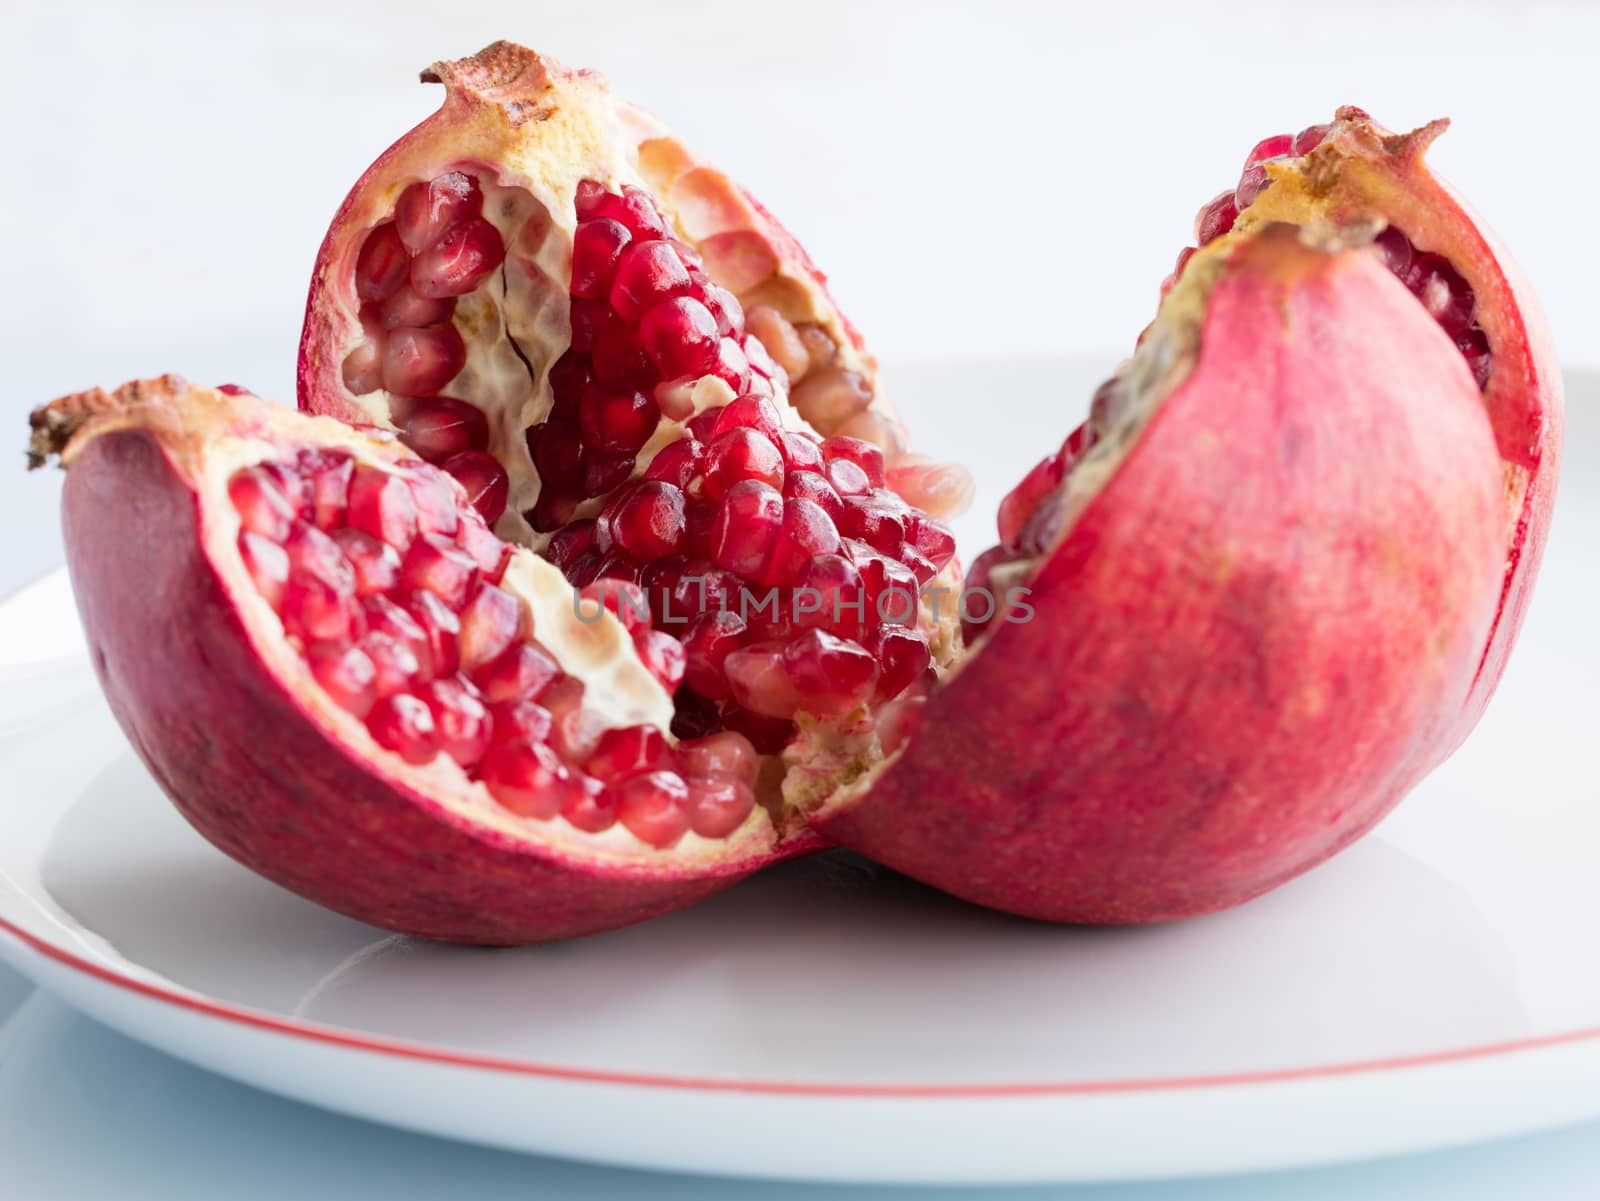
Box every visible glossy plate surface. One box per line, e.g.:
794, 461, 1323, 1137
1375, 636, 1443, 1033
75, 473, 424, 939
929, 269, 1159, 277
0, 361, 1595, 1184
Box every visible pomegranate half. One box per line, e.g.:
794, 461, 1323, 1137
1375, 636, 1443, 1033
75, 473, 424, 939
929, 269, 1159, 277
29, 45, 1558, 939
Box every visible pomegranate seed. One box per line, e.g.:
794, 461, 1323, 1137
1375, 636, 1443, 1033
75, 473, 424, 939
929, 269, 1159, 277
583, 451, 636, 498
713, 394, 785, 447
617, 771, 692, 847
825, 457, 871, 498
1292, 123, 1331, 156
1235, 162, 1274, 209
362, 595, 432, 677
404, 467, 461, 538
867, 625, 931, 701
875, 693, 927, 756
905, 513, 956, 571
238, 531, 289, 610
742, 333, 786, 384
441, 451, 509, 524
686, 774, 755, 838
997, 453, 1065, 547
330, 528, 401, 595
382, 325, 466, 396
703, 428, 785, 500
420, 676, 492, 768
710, 480, 784, 578
579, 382, 659, 452
545, 519, 597, 571
821, 436, 885, 488
400, 534, 479, 608
411, 217, 505, 299
456, 517, 509, 579
347, 466, 419, 553
595, 552, 642, 584
549, 351, 592, 414
401, 589, 461, 678
680, 730, 760, 783
574, 179, 608, 217
570, 218, 633, 299
376, 286, 455, 332
793, 553, 866, 640
530, 419, 585, 489
569, 299, 610, 353
593, 320, 654, 382
475, 641, 560, 704
638, 297, 720, 380
578, 580, 652, 631
459, 583, 523, 670
634, 628, 686, 690
782, 630, 878, 716
700, 284, 744, 337
283, 571, 361, 643
1243, 134, 1293, 169
783, 470, 845, 524
361, 631, 421, 697
1371, 225, 1415, 279
230, 465, 296, 541
367, 693, 439, 765
587, 725, 676, 782
840, 491, 908, 557
534, 492, 585, 540
536, 677, 596, 759
856, 549, 920, 627
355, 222, 410, 302
644, 438, 704, 489
781, 433, 825, 473
480, 740, 574, 820
562, 775, 619, 833
682, 611, 748, 700
707, 338, 752, 394
343, 330, 385, 396
609, 240, 693, 321
763, 497, 841, 586
583, 184, 668, 241
309, 457, 354, 529
790, 369, 872, 429
1456, 327, 1492, 389
399, 398, 488, 463
724, 642, 802, 719
1406, 252, 1476, 336
488, 698, 554, 746
1195, 190, 1239, 245
395, 172, 483, 252
607, 481, 688, 559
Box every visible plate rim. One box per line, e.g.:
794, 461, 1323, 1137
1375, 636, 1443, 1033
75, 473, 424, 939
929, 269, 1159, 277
7, 909, 1600, 1098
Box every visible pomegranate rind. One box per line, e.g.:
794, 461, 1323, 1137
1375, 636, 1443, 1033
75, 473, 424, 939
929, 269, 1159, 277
1237, 108, 1563, 751
811, 229, 1506, 923
37, 378, 816, 945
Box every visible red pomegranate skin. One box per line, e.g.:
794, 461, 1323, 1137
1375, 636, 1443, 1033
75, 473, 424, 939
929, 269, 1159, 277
56, 380, 808, 945
813, 231, 1506, 923
1241, 111, 1564, 754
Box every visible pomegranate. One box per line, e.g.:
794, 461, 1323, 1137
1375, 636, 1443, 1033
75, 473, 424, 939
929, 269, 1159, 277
28, 51, 1558, 937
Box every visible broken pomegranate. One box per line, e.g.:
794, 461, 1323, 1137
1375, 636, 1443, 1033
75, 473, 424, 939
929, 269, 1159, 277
29, 47, 1559, 939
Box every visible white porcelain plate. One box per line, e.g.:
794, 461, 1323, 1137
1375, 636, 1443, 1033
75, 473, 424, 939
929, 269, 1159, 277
1, 363, 1597, 1185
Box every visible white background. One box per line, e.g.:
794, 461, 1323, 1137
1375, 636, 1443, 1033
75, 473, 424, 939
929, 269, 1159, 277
3, 1, 1599, 1194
